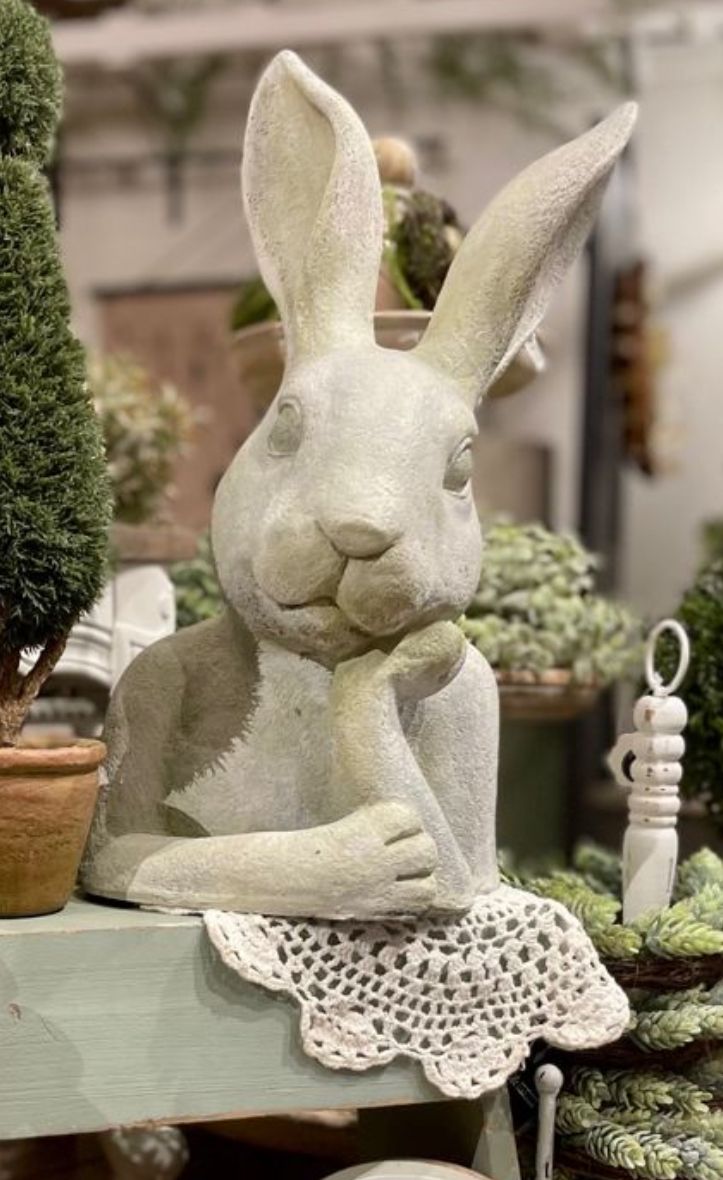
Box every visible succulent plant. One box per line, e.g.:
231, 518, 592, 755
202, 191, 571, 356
570, 1121, 646, 1172
519, 846, 723, 967
528, 845, 723, 1179
460, 522, 641, 685
642, 898, 723, 959
561, 1064, 723, 1178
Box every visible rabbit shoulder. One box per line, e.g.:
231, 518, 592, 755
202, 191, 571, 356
96, 609, 259, 840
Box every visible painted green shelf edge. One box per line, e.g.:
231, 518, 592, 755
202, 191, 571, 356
0, 895, 440, 1140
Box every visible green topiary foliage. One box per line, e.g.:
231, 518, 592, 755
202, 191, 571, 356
657, 559, 723, 831
0, 0, 61, 165
0, 0, 111, 744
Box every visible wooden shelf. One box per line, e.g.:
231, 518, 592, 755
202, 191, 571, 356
0, 896, 439, 1141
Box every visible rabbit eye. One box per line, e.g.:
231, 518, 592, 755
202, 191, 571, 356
444, 440, 473, 494
268, 399, 303, 456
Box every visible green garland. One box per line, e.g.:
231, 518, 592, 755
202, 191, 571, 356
508, 844, 723, 964
560, 1064, 723, 1177
519, 846, 723, 1178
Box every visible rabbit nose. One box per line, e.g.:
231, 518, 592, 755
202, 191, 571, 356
319, 517, 401, 559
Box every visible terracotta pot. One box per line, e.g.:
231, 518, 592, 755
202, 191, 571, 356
0, 738, 105, 917
233, 310, 545, 423
495, 668, 601, 723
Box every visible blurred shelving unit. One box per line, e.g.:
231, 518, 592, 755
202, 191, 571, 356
50, 1, 622, 67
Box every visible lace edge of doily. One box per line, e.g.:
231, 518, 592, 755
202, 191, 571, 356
204, 906, 631, 1100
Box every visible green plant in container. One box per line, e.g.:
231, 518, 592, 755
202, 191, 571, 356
88, 352, 195, 526
657, 559, 723, 833
0, 0, 112, 916
0, 0, 110, 744
230, 141, 464, 329
460, 521, 641, 688
171, 531, 223, 630
505, 845, 723, 1180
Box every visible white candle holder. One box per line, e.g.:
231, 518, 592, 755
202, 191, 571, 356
607, 619, 690, 925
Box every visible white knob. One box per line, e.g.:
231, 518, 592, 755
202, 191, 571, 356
535, 1064, 564, 1180
634, 694, 687, 734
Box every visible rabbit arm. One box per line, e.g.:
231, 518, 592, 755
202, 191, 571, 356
331, 623, 479, 911
81, 804, 438, 917
411, 644, 500, 896
84, 624, 439, 918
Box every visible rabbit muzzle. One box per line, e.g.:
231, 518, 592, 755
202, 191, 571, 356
252, 514, 444, 644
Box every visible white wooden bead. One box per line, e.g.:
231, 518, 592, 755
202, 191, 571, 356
631, 760, 682, 787
631, 733, 685, 761
633, 694, 687, 734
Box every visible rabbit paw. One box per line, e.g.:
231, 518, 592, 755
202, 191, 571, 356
314, 801, 438, 919
334, 621, 467, 707
383, 621, 468, 702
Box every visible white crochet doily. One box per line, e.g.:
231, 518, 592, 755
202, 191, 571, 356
205, 884, 629, 1099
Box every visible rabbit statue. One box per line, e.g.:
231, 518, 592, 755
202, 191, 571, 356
83, 52, 636, 919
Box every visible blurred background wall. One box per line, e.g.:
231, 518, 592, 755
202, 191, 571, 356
48, 1, 723, 620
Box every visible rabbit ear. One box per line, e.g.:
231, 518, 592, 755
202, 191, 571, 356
414, 103, 638, 405
242, 50, 383, 363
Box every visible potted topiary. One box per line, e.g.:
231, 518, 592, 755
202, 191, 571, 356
0, 0, 112, 916
460, 521, 641, 720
